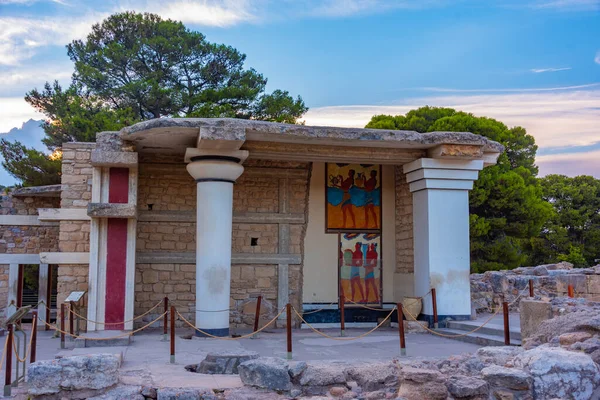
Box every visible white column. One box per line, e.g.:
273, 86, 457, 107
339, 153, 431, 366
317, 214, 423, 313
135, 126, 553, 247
37, 263, 49, 328
187, 157, 244, 336
7, 263, 19, 318
403, 158, 483, 323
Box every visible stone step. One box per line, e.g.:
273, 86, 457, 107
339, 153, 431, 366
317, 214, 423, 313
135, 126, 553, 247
446, 320, 522, 341
73, 331, 132, 348
434, 328, 522, 347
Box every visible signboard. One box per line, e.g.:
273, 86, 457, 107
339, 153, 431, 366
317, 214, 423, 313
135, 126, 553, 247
65, 291, 86, 303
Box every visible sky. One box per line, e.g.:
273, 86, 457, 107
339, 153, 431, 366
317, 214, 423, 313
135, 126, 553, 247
0, 0, 599, 185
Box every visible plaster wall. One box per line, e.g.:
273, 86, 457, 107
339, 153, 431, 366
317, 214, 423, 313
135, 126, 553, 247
303, 163, 399, 303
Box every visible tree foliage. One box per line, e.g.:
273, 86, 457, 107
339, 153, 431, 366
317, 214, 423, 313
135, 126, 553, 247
3, 11, 307, 187
366, 106, 553, 272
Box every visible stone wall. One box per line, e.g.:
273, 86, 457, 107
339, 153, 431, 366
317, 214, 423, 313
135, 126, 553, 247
471, 262, 600, 313
395, 167, 413, 274
134, 157, 311, 329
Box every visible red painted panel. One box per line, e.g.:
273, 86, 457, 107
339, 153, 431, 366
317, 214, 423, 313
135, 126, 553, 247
105, 218, 128, 330
109, 168, 129, 204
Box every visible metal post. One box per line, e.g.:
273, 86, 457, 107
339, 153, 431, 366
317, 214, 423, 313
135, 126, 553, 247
31, 311, 38, 363
170, 306, 175, 364
397, 303, 406, 356
60, 303, 65, 349
253, 295, 262, 333
163, 297, 168, 341
529, 279, 534, 298
431, 288, 438, 329
568, 284, 574, 298
4, 324, 13, 396
340, 294, 345, 337
503, 301, 510, 346
69, 303, 74, 336
286, 303, 292, 360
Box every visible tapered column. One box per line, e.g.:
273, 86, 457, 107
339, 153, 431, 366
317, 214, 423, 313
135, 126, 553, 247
186, 155, 244, 336
404, 158, 484, 324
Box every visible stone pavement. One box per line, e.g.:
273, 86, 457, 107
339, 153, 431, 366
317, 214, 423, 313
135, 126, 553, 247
2, 327, 483, 394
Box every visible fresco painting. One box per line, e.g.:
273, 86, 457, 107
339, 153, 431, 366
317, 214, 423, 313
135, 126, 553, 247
339, 233, 382, 305
326, 163, 381, 232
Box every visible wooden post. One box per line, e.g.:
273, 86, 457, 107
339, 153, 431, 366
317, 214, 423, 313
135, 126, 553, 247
170, 306, 175, 364
503, 301, 510, 346
4, 324, 13, 396
568, 284, 574, 298
163, 297, 168, 340
31, 311, 38, 363
340, 294, 346, 337
253, 295, 262, 333
397, 303, 406, 356
60, 303, 65, 349
529, 279, 534, 298
68, 303, 74, 336
431, 288, 438, 329
45, 267, 52, 331
286, 303, 292, 360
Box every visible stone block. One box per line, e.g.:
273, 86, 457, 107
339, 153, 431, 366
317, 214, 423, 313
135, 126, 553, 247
587, 275, 600, 294
520, 299, 552, 340
556, 274, 586, 294
87, 203, 137, 219
238, 357, 291, 391
397, 367, 448, 400
186, 350, 259, 375
91, 150, 138, 167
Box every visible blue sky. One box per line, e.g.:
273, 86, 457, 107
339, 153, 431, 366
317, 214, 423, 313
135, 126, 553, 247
1, 0, 599, 185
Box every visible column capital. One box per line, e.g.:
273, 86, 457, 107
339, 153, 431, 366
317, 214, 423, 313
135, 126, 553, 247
403, 158, 484, 193
185, 150, 245, 183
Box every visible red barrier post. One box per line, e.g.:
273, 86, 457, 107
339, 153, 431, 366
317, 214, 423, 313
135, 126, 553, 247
170, 305, 175, 364
163, 297, 168, 340
31, 311, 38, 363
503, 301, 510, 346
68, 303, 74, 336
4, 324, 13, 396
340, 294, 346, 337
568, 284, 574, 298
397, 303, 406, 356
253, 295, 262, 333
431, 288, 439, 329
286, 303, 292, 360
60, 303, 65, 349
529, 279, 534, 298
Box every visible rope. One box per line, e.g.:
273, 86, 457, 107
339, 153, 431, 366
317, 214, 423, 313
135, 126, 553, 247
12, 329, 34, 363
39, 311, 167, 340
0, 337, 7, 371
68, 299, 163, 325
342, 290, 431, 312
293, 306, 397, 341
176, 308, 286, 340
168, 299, 233, 313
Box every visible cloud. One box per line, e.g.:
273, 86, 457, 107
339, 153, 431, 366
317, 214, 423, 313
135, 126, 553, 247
537, 150, 600, 178
302, 0, 444, 18
0, 97, 44, 133
530, 0, 600, 10
530, 67, 571, 73
303, 86, 600, 150
0, 63, 73, 94
595, 51, 600, 65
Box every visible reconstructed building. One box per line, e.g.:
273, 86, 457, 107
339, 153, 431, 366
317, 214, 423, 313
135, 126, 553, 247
0, 118, 503, 336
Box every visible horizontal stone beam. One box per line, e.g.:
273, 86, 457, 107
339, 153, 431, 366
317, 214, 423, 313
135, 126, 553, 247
427, 144, 484, 159
91, 150, 138, 167
0, 254, 41, 264
38, 208, 90, 221
138, 210, 305, 224
136, 252, 301, 265
87, 203, 137, 219
0, 215, 58, 226
39, 252, 89, 264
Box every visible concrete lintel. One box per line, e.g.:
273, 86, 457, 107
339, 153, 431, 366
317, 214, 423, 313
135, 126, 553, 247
40, 252, 89, 264
38, 208, 90, 221
409, 179, 474, 192
406, 168, 480, 184
483, 152, 501, 167
136, 252, 301, 265
0, 215, 58, 226
10, 185, 61, 198
91, 150, 138, 168
427, 144, 484, 160
0, 254, 40, 264
87, 203, 137, 219
197, 126, 246, 151
403, 158, 484, 174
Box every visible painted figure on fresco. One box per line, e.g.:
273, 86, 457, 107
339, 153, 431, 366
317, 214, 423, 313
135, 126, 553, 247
339, 233, 381, 305
326, 164, 381, 231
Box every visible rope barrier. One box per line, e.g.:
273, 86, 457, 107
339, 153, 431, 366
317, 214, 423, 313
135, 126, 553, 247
67, 299, 163, 326
176, 307, 286, 340
39, 311, 167, 341
12, 330, 34, 363
341, 290, 431, 312
293, 305, 397, 341
168, 299, 233, 313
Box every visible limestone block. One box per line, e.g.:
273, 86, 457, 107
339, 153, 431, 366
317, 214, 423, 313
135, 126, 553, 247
91, 150, 138, 167
397, 367, 448, 400
238, 357, 291, 391
27, 353, 121, 396
555, 274, 586, 294
587, 275, 600, 294
87, 203, 137, 219
344, 361, 400, 392
520, 300, 552, 340
559, 331, 593, 346
187, 350, 259, 375
446, 375, 488, 399
481, 365, 532, 391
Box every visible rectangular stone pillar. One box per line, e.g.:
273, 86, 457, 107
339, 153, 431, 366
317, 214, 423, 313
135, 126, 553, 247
37, 263, 49, 328
404, 159, 483, 323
